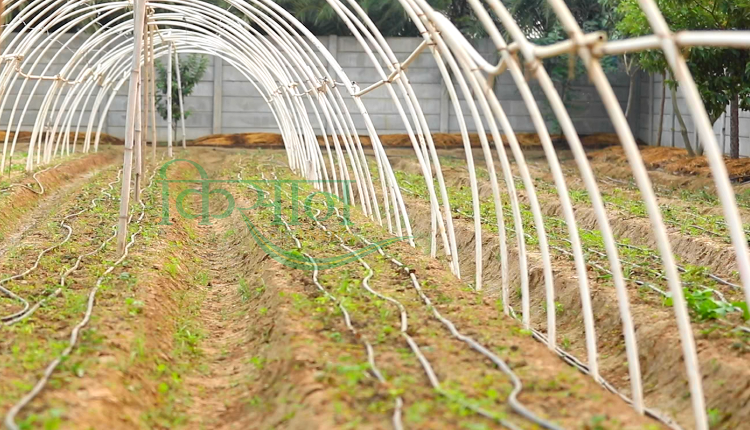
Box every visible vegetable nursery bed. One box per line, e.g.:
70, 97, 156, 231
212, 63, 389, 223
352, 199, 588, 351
0, 148, 665, 430
0, 162, 131, 405
0, 149, 120, 255
385, 151, 749, 430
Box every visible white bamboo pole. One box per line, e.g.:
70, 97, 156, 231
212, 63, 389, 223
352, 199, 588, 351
173, 43, 187, 149
116, 0, 146, 255
465, 0, 597, 360
324, 0, 452, 268
400, 1, 486, 290
134, 78, 142, 203
345, 0, 456, 268
255, 0, 414, 242
0, 0, 392, 223
149, 24, 158, 158
141, 22, 150, 175
0, 3, 130, 169
166, 41, 173, 158
15, 4, 125, 168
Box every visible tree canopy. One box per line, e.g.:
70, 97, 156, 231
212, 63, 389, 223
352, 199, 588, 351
271, 0, 487, 37
155, 53, 209, 129
504, 0, 620, 81
615, 0, 750, 123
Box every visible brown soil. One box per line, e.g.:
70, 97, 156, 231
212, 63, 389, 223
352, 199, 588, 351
190, 132, 623, 150
1, 148, 666, 430
2, 150, 252, 429
0, 131, 123, 146
257, 156, 665, 429
579, 133, 626, 148
590, 146, 750, 181
192, 132, 285, 147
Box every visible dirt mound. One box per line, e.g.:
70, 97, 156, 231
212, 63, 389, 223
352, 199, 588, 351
0, 131, 123, 146
369, 132, 550, 148
578, 132, 626, 147
192, 132, 285, 147
590, 146, 750, 180
190, 132, 623, 150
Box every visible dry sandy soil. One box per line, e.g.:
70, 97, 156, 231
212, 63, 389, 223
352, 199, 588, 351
0, 147, 672, 430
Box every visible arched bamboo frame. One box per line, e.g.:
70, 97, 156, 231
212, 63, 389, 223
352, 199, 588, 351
0, 0, 748, 429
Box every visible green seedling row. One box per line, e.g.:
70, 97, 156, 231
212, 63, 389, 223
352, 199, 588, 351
391, 167, 750, 334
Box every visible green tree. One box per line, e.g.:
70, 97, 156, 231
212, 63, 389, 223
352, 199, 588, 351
155, 53, 209, 134
273, 0, 427, 36
503, 0, 619, 133
270, 0, 489, 37
615, 0, 750, 157
604, 0, 675, 147
600, 0, 643, 119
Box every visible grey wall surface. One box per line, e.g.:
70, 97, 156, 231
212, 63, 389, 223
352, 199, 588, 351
4, 33, 673, 144
2, 48, 77, 129
205, 36, 637, 138
636, 72, 750, 156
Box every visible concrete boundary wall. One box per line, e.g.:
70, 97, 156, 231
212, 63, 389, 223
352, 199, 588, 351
636, 72, 750, 156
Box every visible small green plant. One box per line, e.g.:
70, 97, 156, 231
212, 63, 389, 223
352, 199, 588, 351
707, 408, 723, 428
164, 258, 179, 278
238, 278, 251, 302
175, 323, 203, 356
195, 271, 209, 286
125, 297, 145, 316
130, 335, 147, 363
586, 414, 608, 430
561, 337, 571, 349
569, 189, 589, 203
555, 301, 565, 315
248, 356, 265, 370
